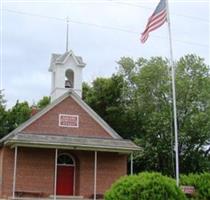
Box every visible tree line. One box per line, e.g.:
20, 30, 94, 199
83, 54, 210, 176
0, 95, 50, 138
0, 54, 209, 176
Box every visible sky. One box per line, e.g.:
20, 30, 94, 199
0, 0, 209, 108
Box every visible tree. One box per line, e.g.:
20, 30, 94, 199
36, 96, 51, 109
83, 54, 210, 175
0, 90, 8, 138
0, 95, 51, 138
6, 96, 51, 133
6, 101, 32, 133
83, 75, 132, 138
118, 57, 174, 175
175, 55, 210, 173
119, 55, 210, 175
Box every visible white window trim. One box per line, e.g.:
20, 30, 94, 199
58, 114, 79, 128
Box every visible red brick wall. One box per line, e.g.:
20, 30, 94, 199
75, 151, 94, 197
97, 152, 127, 195
0, 147, 3, 197
1, 147, 55, 198
1, 147, 14, 198
15, 148, 55, 195
23, 97, 112, 138
0, 147, 127, 198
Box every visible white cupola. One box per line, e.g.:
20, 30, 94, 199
49, 50, 86, 102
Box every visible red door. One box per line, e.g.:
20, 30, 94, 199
56, 165, 74, 195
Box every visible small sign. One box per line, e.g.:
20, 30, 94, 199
59, 114, 79, 128
181, 186, 195, 195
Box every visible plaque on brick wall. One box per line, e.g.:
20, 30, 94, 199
59, 114, 79, 128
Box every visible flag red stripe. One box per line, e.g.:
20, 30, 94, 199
141, 15, 166, 39
147, 12, 167, 29
141, 11, 166, 43
140, 0, 167, 44
146, 17, 166, 33
148, 10, 166, 24
145, 13, 167, 33
141, 15, 166, 43
141, 34, 148, 43
141, 32, 149, 43
144, 10, 166, 30
143, 11, 167, 34
141, 18, 166, 43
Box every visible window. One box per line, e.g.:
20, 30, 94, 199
57, 154, 74, 165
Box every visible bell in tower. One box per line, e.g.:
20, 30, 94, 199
65, 69, 74, 88
49, 51, 86, 102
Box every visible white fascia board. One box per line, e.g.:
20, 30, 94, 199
7, 141, 137, 154
69, 51, 85, 67
63, 51, 86, 67
48, 51, 86, 71
57, 50, 73, 65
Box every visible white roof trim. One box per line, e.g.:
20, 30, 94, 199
61, 51, 85, 67
49, 51, 86, 71
55, 51, 85, 66
8, 143, 134, 154
61, 51, 76, 65
0, 89, 122, 143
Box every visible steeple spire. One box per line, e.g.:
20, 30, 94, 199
66, 16, 69, 52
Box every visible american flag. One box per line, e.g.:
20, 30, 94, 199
141, 0, 167, 43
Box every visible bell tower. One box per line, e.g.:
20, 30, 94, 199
49, 50, 86, 101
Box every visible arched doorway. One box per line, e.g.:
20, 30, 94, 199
56, 153, 75, 196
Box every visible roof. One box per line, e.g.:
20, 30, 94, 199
5, 133, 141, 153
49, 50, 86, 71
0, 89, 140, 153
0, 89, 122, 142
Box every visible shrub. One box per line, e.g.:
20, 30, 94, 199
180, 173, 210, 200
105, 172, 186, 200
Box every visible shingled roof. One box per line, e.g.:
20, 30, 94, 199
0, 89, 140, 153
5, 133, 140, 153
49, 50, 86, 71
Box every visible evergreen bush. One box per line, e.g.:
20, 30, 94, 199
180, 173, 210, 200
105, 172, 186, 200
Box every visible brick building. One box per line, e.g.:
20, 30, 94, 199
0, 51, 139, 200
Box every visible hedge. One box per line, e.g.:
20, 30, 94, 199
180, 173, 210, 200
105, 172, 186, 200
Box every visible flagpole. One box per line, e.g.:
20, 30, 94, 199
66, 16, 69, 52
166, 0, 179, 186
